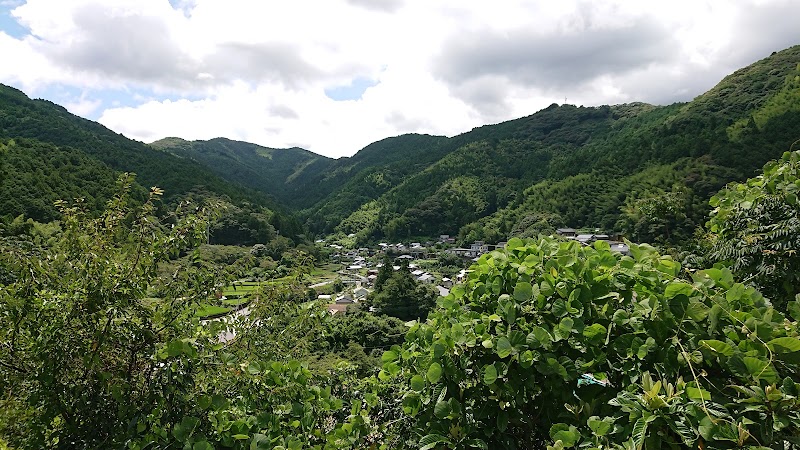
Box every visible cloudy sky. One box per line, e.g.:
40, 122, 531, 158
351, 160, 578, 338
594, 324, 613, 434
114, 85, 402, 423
1, 0, 798, 158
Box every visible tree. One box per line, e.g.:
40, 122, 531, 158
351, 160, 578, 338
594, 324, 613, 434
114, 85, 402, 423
0, 175, 221, 448
374, 255, 393, 291
619, 184, 692, 243
369, 264, 436, 321
707, 148, 800, 309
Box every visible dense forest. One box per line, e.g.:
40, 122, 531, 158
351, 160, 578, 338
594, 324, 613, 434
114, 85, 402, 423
1, 46, 800, 449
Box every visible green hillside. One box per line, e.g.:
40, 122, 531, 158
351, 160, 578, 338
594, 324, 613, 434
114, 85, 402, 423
0, 137, 126, 222
153, 46, 800, 246
0, 85, 277, 209
2, 46, 799, 246
150, 136, 334, 206
333, 46, 800, 244
152, 133, 452, 231
0, 85, 307, 245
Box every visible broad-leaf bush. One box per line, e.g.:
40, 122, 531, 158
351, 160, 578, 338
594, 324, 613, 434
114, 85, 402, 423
386, 237, 800, 449
708, 149, 800, 309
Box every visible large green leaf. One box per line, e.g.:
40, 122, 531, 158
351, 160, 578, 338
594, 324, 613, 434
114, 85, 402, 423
632, 416, 655, 450
410, 375, 425, 392
665, 281, 694, 299
496, 336, 513, 358
483, 364, 498, 385
549, 424, 580, 447
587, 416, 613, 437
767, 337, 800, 353
731, 356, 779, 383
427, 362, 443, 383
419, 433, 448, 450
514, 282, 533, 302
582, 323, 606, 344
381, 350, 398, 363
699, 339, 734, 357
193, 441, 214, 450
434, 399, 451, 419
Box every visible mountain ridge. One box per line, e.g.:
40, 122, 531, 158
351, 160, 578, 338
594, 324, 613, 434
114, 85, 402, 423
3, 45, 800, 246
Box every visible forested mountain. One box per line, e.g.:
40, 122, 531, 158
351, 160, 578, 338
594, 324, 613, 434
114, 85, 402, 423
339, 47, 800, 244
2, 46, 799, 246
0, 85, 279, 211
0, 137, 125, 222
152, 133, 452, 227
150, 136, 335, 206
0, 85, 306, 244
149, 46, 800, 245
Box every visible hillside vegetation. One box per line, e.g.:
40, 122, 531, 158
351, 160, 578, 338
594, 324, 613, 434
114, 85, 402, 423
0, 85, 308, 245
152, 46, 800, 246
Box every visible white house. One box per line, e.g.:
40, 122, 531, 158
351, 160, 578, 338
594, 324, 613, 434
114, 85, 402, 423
418, 273, 436, 284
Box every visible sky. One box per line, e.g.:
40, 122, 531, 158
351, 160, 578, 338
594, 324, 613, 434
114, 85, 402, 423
0, 0, 798, 158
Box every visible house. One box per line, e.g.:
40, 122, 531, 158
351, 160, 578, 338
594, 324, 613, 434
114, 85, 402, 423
409, 246, 428, 258
469, 241, 488, 257
447, 248, 473, 258
440, 277, 453, 288
417, 273, 436, 284
436, 286, 450, 297
317, 294, 332, 301
411, 269, 425, 276
353, 286, 369, 299
575, 234, 595, 244
439, 235, 456, 244
328, 303, 349, 315
609, 241, 631, 255
556, 228, 577, 237
335, 294, 354, 304
456, 269, 468, 282
488, 241, 508, 251
397, 254, 413, 260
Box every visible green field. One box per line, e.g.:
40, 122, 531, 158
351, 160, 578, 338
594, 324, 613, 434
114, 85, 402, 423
195, 304, 232, 318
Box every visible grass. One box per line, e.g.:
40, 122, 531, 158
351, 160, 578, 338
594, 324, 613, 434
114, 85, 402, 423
222, 297, 251, 306
195, 305, 232, 318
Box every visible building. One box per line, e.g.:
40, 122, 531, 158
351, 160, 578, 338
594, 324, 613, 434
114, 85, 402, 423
556, 228, 577, 237
353, 286, 369, 299
417, 273, 436, 284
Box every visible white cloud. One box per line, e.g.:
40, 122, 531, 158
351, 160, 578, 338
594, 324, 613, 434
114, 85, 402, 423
1, 0, 798, 157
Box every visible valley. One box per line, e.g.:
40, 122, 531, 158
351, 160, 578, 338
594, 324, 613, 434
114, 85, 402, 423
1, 45, 800, 449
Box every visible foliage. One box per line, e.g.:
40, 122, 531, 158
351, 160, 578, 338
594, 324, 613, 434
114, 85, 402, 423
383, 237, 800, 449
0, 174, 220, 448
464, 158, 737, 245
708, 148, 800, 309
367, 262, 437, 321
0, 179, 377, 449
0, 137, 127, 222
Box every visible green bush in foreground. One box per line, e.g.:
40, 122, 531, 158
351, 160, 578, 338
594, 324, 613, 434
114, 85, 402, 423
708, 149, 800, 309
385, 237, 800, 449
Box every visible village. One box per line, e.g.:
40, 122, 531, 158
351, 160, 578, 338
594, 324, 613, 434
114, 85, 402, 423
316, 230, 631, 315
